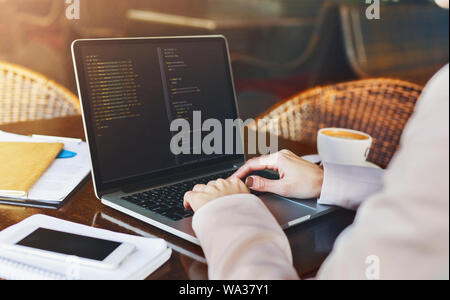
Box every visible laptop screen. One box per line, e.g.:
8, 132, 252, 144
73, 37, 241, 190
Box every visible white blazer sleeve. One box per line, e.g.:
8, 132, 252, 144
192, 194, 299, 280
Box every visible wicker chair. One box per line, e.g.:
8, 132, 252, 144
0, 61, 80, 125
250, 79, 423, 169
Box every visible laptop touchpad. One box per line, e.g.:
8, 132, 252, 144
258, 194, 317, 228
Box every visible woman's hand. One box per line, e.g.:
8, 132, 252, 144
184, 178, 250, 212
230, 149, 324, 199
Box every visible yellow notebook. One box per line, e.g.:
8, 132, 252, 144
0, 142, 64, 197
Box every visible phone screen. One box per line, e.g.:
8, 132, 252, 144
16, 228, 122, 261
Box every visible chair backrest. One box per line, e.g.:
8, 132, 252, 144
0, 61, 80, 125
252, 78, 423, 168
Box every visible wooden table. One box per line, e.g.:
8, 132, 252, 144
0, 116, 355, 279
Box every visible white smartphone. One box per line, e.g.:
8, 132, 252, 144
0, 226, 135, 270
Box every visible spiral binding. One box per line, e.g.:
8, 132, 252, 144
0, 256, 67, 280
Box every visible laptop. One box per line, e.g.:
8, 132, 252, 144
72, 36, 334, 245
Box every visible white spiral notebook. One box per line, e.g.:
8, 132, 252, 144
0, 215, 172, 280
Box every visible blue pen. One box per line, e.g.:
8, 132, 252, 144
57, 150, 77, 159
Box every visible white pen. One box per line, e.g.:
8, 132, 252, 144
31, 134, 82, 144
286, 215, 312, 229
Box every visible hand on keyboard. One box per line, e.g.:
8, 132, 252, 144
184, 177, 250, 212
121, 170, 237, 221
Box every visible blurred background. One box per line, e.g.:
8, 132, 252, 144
0, 0, 448, 119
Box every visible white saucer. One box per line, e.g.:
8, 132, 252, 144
301, 154, 381, 169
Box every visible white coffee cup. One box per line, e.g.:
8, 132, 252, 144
317, 128, 373, 166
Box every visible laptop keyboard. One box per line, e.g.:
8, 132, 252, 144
121, 170, 236, 222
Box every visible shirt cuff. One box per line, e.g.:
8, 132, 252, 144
318, 163, 385, 210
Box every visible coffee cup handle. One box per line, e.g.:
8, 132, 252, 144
364, 148, 370, 159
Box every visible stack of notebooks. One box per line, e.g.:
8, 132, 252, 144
0, 130, 91, 208
0, 215, 171, 280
